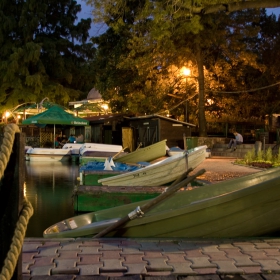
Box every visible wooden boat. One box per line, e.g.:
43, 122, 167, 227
44, 167, 280, 238
79, 143, 125, 164
97, 152, 188, 187
79, 140, 167, 165
97, 145, 207, 187
114, 139, 167, 163
25, 147, 72, 162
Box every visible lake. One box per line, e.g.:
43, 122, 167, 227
24, 161, 79, 237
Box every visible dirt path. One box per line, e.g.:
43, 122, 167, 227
191, 157, 262, 183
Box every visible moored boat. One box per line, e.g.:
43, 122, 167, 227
44, 167, 280, 238
25, 147, 72, 162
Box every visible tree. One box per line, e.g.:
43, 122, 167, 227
0, 0, 95, 112
90, 0, 280, 136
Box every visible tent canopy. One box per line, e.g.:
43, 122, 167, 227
22, 105, 89, 126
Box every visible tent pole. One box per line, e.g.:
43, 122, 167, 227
54, 124, 56, 148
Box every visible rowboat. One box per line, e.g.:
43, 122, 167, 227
97, 145, 207, 186
25, 147, 72, 162
79, 143, 125, 164
114, 139, 167, 163
44, 167, 280, 238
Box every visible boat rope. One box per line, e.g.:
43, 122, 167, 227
0, 124, 34, 280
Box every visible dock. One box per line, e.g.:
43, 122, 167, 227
23, 237, 280, 279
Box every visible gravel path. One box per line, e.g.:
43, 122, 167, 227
191, 157, 262, 183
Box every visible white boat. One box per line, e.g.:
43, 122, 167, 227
62, 143, 83, 162
97, 145, 207, 187
25, 147, 72, 162
79, 143, 125, 163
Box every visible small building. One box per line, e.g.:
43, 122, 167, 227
123, 115, 195, 152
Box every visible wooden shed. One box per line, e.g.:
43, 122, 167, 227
123, 115, 196, 152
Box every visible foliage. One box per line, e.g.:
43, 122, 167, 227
236, 146, 280, 167
0, 0, 96, 113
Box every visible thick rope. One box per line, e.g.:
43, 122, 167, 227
0, 124, 34, 280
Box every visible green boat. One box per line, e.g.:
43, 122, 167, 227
79, 139, 167, 165
45, 167, 280, 238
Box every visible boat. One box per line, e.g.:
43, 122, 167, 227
62, 143, 83, 162
44, 167, 280, 238
112, 139, 167, 164
25, 147, 72, 162
97, 145, 207, 187
79, 143, 125, 164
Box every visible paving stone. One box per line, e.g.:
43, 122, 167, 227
31, 257, 54, 266
254, 242, 280, 249
38, 247, 60, 257
23, 243, 40, 252
241, 266, 262, 274
263, 249, 280, 256
58, 251, 80, 258
211, 260, 244, 274
184, 276, 220, 280
31, 276, 75, 280
202, 246, 220, 253
244, 251, 274, 260
76, 276, 108, 280
123, 262, 147, 275
121, 247, 144, 254
220, 249, 244, 257
22, 262, 31, 275
99, 272, 125, 277
203, 252, 230, 261
60, 243, 83, 250
79, 247, 102, 254
179, 243, 201, 250
144, 258, 173, 272
160, 244, 182, 253
30, 265, 55, 276
53, 258, 80, 270
39, 242, 62, 248
221, 275, 263, 279
144, 252, 165, 258
76, 255, 101, 265
233, 244, 259, 252
255, 259, 280, 273
51, 267, 80, 275
99, 243, 121, 251
22, 252, 38, 261
101, 251, 121, 259
122, 255, 147, 263
99, 259, 127, 272
167, 262, 197, 275
185, 249, 205, 257
218, 244, 236, 249
145, 271, 172, 276
187, 257, 217, 269
80, 240, 102, 246
192, 268, 218, 275
163, 253, 189, 262
77, 264, 102, 275
230, 256, 260, 267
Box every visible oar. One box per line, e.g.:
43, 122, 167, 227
94, 168, 205, 238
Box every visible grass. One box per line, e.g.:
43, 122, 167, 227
235, 147, 280, 168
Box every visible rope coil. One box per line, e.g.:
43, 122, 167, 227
0, 124, 34, 280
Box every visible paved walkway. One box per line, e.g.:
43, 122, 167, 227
22, 159, 278, 279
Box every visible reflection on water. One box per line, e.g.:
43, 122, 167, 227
25, 161, 79, 237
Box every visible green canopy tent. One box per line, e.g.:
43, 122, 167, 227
22, 105, 89, 148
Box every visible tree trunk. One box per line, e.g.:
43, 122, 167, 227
196, 42, 207, 137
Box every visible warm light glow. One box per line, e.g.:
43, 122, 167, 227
17, 115, 21, 119
5, 111, 10, 117
181, 67, 191, 77
101, 104, 109, 111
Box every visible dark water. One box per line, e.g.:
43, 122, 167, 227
24, 161, 79, 237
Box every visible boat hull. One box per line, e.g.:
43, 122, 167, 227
44, 168, 280, 238
98, 152, 188, 186
25, 148, 72, 162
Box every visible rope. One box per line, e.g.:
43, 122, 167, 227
0, 124, 34, 280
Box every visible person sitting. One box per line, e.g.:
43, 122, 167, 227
227, 131, 243, 151
60, 135, 68, 145
76, 134, 84, 143
67, 134, 76, 143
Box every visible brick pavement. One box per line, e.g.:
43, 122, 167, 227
22, 237, 280, 279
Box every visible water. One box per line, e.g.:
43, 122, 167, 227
24, 161, 79, 237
